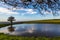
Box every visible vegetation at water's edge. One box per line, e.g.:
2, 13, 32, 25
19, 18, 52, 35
0, 33, 60, 40
0, 24, 10, 28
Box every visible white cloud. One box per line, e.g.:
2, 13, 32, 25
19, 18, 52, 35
25, 9, 37, 14
0, 7, 19, 15
14, 8, 37, 15
26, 11, 37, 14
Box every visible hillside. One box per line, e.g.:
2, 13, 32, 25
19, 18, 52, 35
14, 19, 60, 24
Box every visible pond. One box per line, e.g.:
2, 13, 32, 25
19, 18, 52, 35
0, 24, 60, 37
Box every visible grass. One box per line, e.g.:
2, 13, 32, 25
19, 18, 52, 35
15, 19, 60, 24
0, 24, 10, 28
0, 33, 60, 40
24, 19, 60, 24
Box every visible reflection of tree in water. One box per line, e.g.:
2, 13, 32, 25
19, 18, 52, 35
8, 27, 15, 32
8, 16, 15, 32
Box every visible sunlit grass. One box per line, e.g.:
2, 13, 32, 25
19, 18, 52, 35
0, 33, 60, 40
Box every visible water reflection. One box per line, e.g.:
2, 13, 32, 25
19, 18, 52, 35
0, 24, 60, 37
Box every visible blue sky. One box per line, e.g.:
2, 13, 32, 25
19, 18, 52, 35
0, 1, 60, 21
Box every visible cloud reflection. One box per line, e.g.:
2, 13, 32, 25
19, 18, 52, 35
0, 24, 60, 36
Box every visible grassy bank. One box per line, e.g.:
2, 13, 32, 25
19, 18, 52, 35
23, 19, 60, 24
0, 33, 60, 40
14, 19, 60, 24
0, 24, 10, 28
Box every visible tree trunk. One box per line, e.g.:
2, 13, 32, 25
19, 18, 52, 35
10, 20, 13, 27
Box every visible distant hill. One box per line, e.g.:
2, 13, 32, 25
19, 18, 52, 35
0, 22, 9, 24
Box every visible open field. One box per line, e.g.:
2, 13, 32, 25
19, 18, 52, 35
20, 19, 60, 24
0, 33, 60, 40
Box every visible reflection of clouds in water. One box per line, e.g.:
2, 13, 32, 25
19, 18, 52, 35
14, 24, 36, 34
0, 24, 60, 36
27, 24, 36, 33
41, 24, 54, 32
10, 24, 36, 35
0, 27, 10, 34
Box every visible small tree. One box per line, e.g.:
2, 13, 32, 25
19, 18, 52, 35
8, 16, 15, 32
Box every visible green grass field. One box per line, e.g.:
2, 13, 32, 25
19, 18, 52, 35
0, 33, 60, 40
23, 19, 60, 24
14, 19, 60, 24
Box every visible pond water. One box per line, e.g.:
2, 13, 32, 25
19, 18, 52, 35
0, 24, 60, 37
